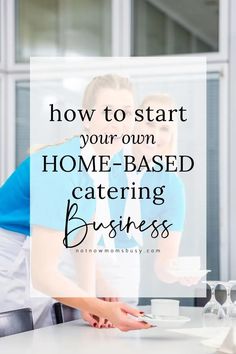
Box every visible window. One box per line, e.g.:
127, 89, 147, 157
15, 81, 30, 165
15, 0, 112, 63
0, 1, 2, 63
0, 0, 5, 69
12, 74, 223, 281
132, 0, 219, 56
1, 0, 230, 281
207, 73, 220, 280
0, 75, 4, 184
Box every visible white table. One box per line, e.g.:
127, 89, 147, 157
0, 307, 213, 354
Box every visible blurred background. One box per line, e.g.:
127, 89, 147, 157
0, 0, 235, 285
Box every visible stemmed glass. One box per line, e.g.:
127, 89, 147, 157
218, 281, 236, 318
228, 280, 236, 319
202, 281, 225, 324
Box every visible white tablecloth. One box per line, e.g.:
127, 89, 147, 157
0, 307, 216, 354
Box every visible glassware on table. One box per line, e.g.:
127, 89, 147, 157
228, 280, 236, 319
202, 281, 226, 325
217, 281, 236, 319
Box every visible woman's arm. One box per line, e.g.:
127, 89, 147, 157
31, 225, 150, 331
154, 231, 181, 283
155, 231, 201, 286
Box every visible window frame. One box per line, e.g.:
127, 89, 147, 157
0, 74, 6, 184
228, 0, 236, 281
6, 0, 29, 72
112, 0, 131, 56
207, 62, 229, 281
4, 73, 29, 179
0, 0, 5, 71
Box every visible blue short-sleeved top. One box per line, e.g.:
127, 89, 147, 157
0, 157, 30, 235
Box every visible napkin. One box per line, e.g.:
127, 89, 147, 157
203, 327, 236, 354
169, 327, 236, 354
169, 327, 229, 339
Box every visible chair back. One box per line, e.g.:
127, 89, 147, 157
53, 303, 80, 324
0, 308, 34, 337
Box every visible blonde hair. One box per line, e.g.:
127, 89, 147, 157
82, 74, 133, 109
140, 93, 177, 155
30, 74, 133, 153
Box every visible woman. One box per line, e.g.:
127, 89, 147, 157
133, 94, 184, 284
0, 74, 150, 331
133, 94, 200, 287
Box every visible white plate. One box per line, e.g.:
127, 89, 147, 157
138, 314, 191, 328
168, 269, 211, 278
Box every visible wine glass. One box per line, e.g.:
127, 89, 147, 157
228, 280, 236, 319
218, 281, 236, 318
202, 281, 226, 325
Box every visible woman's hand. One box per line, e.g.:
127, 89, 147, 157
177, 276, 202, 286
83, 300, 151, 331
101, 302, 151, 332
81, 311, 114, 328
155, 261, 202, 286
81, 297, 118, 328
